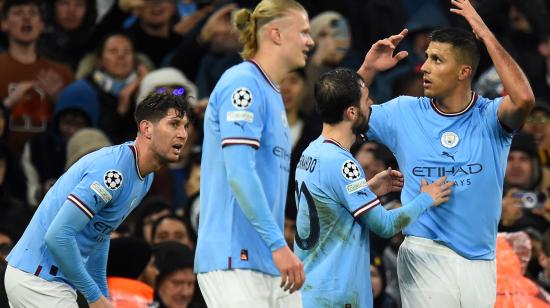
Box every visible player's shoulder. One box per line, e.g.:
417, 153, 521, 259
217, 62, 260, 89
375, 95, 427, 110
76, 143, 136, 180
473, 93, 504, 110
317, 139, 358, 172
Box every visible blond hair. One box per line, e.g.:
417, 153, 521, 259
233, 0, 305, 60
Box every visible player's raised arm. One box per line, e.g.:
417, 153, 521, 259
451, 0, 534, 130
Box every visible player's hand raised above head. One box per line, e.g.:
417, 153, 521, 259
361, 29, 409, 73
272, 246, 305, 293
421, 177, 454, 206
450, 0, 490, 41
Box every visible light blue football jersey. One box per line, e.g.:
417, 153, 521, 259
367, 94, 512, 260
196, 60, 291, 275
7, 142, 153, 286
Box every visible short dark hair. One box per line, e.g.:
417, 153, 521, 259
96, 32, 134, 58
135, 92, 189, 125
429, 27, 480, 76
1, 0, 43, 20
314, 68, 363, 124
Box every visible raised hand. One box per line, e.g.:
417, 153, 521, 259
361, 29, 409, 73
450, 0, 490, 40
272, 246, 305, 293
367, 167, 404, 197
420, 177, 454, 206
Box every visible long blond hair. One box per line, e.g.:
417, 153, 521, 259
232, 0, 305, 60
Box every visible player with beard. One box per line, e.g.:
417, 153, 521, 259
293, 68, 453, 308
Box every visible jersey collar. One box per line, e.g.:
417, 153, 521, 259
129, 144, 145, 181
430, 92, 478, 117
323, 138, 348, 152
246, 59, 280, 93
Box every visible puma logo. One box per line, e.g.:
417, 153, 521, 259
442, 151, 455, 161
233, 122, 246, 130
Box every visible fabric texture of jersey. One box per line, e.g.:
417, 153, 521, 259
294, 137, 382, 308
196, 61, 291, 275
367, 94, 511, 260
7, 142, 153, 291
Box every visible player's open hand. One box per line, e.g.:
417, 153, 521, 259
367, 167, 404, 197
272, 246, 305, 293
450, 0, 490, 40
421, 177, 453, 206
360, 29, 409, 73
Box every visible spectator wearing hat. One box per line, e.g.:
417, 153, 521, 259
21, 79, 100, 207
107, 236, 156, 308
65, 127, 111, 170
153, 241, 205, 308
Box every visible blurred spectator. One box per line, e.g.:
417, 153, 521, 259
538, 229, 550, 292
371, 254, 398, 308
170, 3, 237, 85
0, 142, 31, 242
21, 79, 100, 206
107, 236, 155, 308
302, 11, 362, 114
496, 232, 550, 307
391, 70, 424, 98
131, 196, 173, 242
501, 133, 549, 233
65, 127, 111, 170
151, 214, 194, 250
194, 5, 241, 100
38, 0, 97, 70
0, 0, 75, 160
281, 68, 321, 246
523, 103, 550, 168
153, 241, 205, 308
124, 0, 183, 68
182, 152, 200, 242
82, 33, 149, 144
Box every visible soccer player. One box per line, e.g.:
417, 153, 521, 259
4, 92, 190, 308
294, 68, 453, 308
358, 0, 535, 306
195, 0, 314, 306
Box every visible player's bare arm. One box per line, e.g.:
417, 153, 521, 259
451, 0, 534, 130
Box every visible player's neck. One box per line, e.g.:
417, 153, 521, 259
321, 123, 355, 151
433, 87, 473, 114
251, 53, 287, 84
133, 137, 159, 176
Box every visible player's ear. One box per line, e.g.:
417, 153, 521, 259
344, 106, 356, 121
269, 25, 282, 45
139, 120, 153, 139
458, 65, 473, 81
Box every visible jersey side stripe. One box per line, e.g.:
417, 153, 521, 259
68, 194, 95, 219
221, 138, 260, 149
353, 198, 381, 218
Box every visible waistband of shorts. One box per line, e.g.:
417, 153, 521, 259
403, 236, 461, 257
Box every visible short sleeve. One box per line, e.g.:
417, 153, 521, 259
218, 78, 265, 149
482, 96, 512, 137
68, 162, 124, 220
323, 156, 380, 219
367, 97, 400, 150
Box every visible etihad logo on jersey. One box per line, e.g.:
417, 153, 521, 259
272, 146, 290, 161
412, 163, 483, 177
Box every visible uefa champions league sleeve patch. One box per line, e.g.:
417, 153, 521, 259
104, 170, 123, 190
341, 160, 361, 181
231, 87, 253, 109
